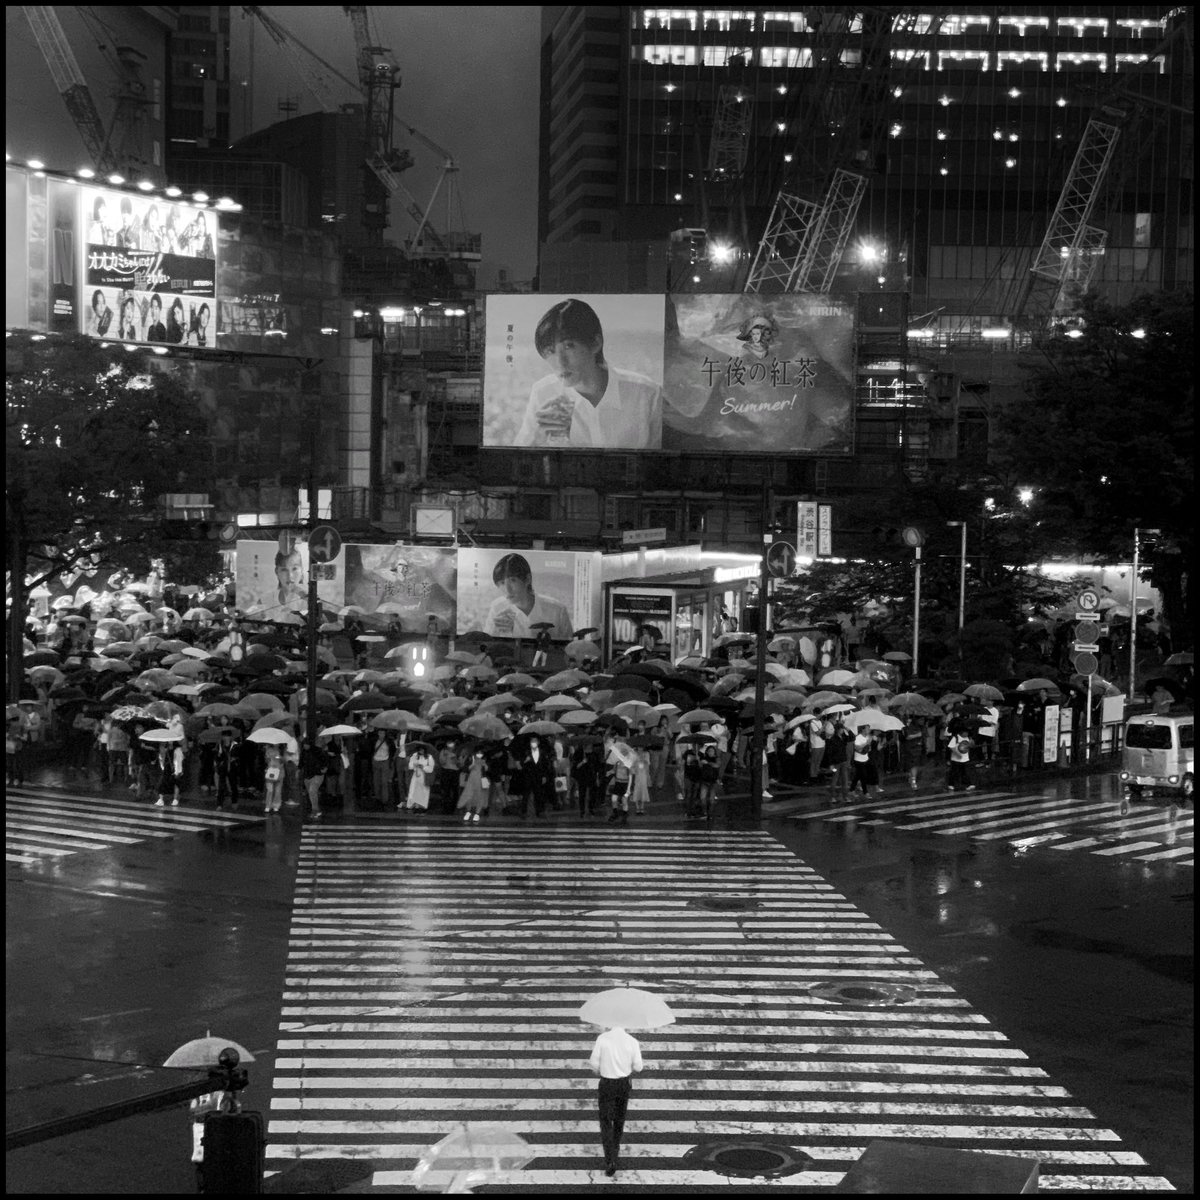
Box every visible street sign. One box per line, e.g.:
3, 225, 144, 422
621, 526, 668, 546
219, 522, 238, 547
1072, 650, 1099, 676
766, 541, 797, 577
1074, 619, 1101, 650
1077, 589, 1101, 612
308, 525, 341, 564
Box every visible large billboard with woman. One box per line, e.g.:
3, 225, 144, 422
482, 292, 854, 455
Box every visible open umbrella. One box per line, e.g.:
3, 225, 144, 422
610, 700, 660, 725
459, 714, 512, 741
241, 692, 285, 713
411, 1123, 533, 1194
964, 683, 1005, 701
888, 693, 942, 718
518, 719, 564, 737
676, 708, 721, 726
818, 669, 857, 686
163, 1033, 256, 1068
319, 724, 363, 738
343, 692, 391, 713
1164, 652, 1193, 668
497, 672, 537, 688
461, 664, 498, 681
1016, 678, 1062, 693
253, 711, 297, 732
536, 695, 583, 713
767, 688, 809, 709
579, 986, 675, 1030
558, 708, 599, 727
821, 703, 857, 717
543, 668, 591, 692
845, 709, 904, 732
247, 727, 292, 745
428, 697, 478, 719
196, 702, 243, 719
140, 727, 184, 742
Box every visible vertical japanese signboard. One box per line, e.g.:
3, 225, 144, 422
797, 502, 833, 558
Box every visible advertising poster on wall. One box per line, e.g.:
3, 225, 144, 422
609, 590, 675, 655
457, 548, 599, 638
663, 293, 855, 454
236, 540, 343, 618
81, 185, 217, 348
482, 294, 666, 449
342, 545, 457, 631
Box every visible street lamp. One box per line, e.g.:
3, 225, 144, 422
901, 526, 925, 675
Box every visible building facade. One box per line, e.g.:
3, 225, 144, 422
464, 3, 1192, 554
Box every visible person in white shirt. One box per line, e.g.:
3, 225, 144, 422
482, 553, 572, 640
515, 298, 662, 449
588, 1026, 643, 1176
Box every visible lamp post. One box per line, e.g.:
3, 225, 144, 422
947, 520, 967, 661
902, 526, 925, 676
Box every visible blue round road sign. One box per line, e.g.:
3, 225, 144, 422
309, 525, 342, 564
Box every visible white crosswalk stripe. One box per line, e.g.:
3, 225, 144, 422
266, 828, 1174, 1191
792, 790, 1193, 867
4, 786, 262, 863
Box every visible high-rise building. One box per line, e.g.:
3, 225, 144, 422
540, 5, 1192, 314
167, 6, 232, 151
505, 5, 1194, 552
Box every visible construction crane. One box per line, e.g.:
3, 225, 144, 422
343, 7, 478, 260
744, 8, 938, 295
23, 5, 145, 177
242, 5, 359, 113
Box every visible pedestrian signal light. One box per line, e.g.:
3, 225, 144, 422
819, 638, 835, 669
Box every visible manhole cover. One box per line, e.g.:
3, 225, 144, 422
683, 1138, 811, 1179
808, 980, 916, 1007
688, 894, 761, 912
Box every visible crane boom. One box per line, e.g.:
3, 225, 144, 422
242, 6, 358, 112
23, 5, 114, 173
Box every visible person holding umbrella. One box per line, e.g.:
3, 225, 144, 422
262, 744, 285, 814
457, 746, 490, 822
154, 736, 185, 807
518, 734, 556, 819
405, 742, 436, 812
214, 728, 241, 810
531, 624, 553, 668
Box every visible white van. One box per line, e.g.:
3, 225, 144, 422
1120, 712, 1194, 807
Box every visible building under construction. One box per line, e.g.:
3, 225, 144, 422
470, 4, 1191, 552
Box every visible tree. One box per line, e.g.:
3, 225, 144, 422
994, 291, 1194, 638
6, 333, 206, 698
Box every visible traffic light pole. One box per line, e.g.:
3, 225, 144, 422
749, 484, 772, 824
304, 395, 320, 776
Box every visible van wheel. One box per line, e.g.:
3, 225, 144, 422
1182, 774, 1194, 807
1119, 798, 1130, 816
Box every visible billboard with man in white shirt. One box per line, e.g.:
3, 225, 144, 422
456, 549, 600, 638
483, 294, 665, 450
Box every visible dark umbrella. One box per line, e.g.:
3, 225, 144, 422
1143, 676, 1187, 700
660, 679, 710, 706
24, 650, 61, 667
529, 621, 556, 631
611, 673, 653, 693
514, 686, 549, 704
593, 713, 630, 733
343, 691, 392, 712
706, 696, 742, 717
48, 685, 89, 703
573, 627, 600, 638
677, 732, 717, 746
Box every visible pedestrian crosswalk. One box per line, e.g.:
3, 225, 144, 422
267, 828, 1174, 1191
791, 789, 1194, 867
4, 786, 262, 865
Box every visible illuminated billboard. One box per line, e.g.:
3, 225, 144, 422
456, 548, 601, 638
482, 292, 854, 454
663, 293, 855, 454
483, 294, 666, 450
81, 185, 217, 346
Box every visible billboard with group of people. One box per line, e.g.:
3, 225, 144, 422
5, 167, 217, 345
483, 292, 855, 455
235, 542, 602, 637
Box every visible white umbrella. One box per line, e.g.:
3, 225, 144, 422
163, 1032, 256, 1068
845, 709, 904, 732
579, 986, 675, 1030
247, 727, 292, 745
411, 1124, 533, 1194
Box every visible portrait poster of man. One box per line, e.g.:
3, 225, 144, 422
235, 540, 342, 618
456, 548, 600, 638
483, 294, 665, 450
82, 185, 217, 348
342, 545, 457, 630
662, 293, 855, 454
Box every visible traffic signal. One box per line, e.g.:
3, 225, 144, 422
818, 637, 836, 670
198, 1111, 264, 1193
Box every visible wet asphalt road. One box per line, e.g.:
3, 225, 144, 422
5, 768, 1192, 1193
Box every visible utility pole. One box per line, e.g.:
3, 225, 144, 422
902, 526, 925, 677
749, 482, 772, 823
304, 380, 321, 787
